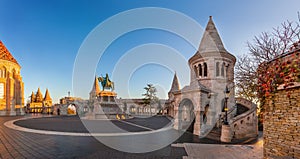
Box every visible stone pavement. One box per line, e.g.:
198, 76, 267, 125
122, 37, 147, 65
0, 115, 263, 159
0, 116, 187, 159
175, 132, 263, 159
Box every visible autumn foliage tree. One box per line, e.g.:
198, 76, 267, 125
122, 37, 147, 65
235, 15, 300, 107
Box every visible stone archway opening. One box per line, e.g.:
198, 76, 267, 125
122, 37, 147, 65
129, 105, 135, 114
67, 104, 77, 115
178, 99, 195, 133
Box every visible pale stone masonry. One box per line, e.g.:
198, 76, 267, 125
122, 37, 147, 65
166, 16, 258, 141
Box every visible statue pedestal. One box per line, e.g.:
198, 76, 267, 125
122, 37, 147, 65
220, 124, 232, 142
87, 90, 127, 120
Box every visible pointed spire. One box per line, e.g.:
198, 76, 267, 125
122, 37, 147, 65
44, 89, 52, 101
91, 76, 101, 94
0, 41, 19, 65
198, 16, 228, 53
169, 73, 180, 92
30, 91, 36, 102
35, 88, 43, 102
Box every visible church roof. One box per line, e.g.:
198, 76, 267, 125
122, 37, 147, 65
91, 76, 101, 94
169, 73, 180, 93
198, 16, 228, 54
44, 89, 52, 101
0, 41, 19, 65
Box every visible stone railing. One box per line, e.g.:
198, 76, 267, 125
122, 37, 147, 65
230, 98, 258, 139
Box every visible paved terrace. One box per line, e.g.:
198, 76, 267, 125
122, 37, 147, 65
0, 115, 262, 159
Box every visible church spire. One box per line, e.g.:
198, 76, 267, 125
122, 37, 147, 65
198, 16, 228, 53
169, 73, 180, 92
44, 89, 52, 101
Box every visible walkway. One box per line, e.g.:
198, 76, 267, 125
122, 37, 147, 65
0, 115, 186, 159
175, 132, 263, 159
0, 115, 263, 159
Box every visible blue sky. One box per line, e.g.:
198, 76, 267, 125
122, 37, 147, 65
0, 0, 299, 103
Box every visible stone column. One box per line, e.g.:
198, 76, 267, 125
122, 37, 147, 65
173, 109, 180, 130
207, 96, 216, 126
193, 110, 201, 136
200, 111, 204, 125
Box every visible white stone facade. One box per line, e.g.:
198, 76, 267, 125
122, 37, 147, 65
168, 16, 238, 136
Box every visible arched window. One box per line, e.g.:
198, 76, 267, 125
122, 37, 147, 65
0, 67, 6, 78
194, 65, 198, 76
12, 69, 16, 78
216, 62, 220, 77
221, 63, 225, 77
203, 63, 208, 77
198, 64, 202, 77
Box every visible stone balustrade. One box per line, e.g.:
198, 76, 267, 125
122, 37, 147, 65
230, 98, 258, 139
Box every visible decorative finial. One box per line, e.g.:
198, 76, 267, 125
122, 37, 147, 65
209, 16, 212, 20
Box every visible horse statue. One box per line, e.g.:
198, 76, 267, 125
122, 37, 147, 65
98, 73, 114, 91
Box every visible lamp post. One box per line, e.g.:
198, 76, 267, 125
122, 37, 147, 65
224, 86, 230, 125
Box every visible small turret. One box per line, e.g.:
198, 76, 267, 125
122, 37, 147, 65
30, 91, 35, 103
35, 88, 43, 103
169, 73, 180, 93
44, 89, 52, 101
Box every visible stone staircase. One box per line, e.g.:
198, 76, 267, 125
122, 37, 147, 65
201, 98, 258, 143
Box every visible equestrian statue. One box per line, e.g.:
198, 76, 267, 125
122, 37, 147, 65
98, 73, 114, 91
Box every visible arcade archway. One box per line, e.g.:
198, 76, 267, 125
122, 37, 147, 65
67, 104, 77, 115
178, 99, 195, 133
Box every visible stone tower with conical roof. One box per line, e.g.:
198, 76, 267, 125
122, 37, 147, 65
188, 16, 236, 116
167, 16, 237, 136
0, 41, 24, 116
43, 89, 52, 106
30, 92, 35, 103
28, 88, 53, 113
35, 88, 43, 103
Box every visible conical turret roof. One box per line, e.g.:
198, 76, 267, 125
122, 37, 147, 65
198, 16, 228, 53
0, 41, 19, 65
35, 88, 43, 102
169, 73, 180, 92
30, 91, 35, 102
91, 76, 101, 94
31, 91, 35, 97
44, 89, 52, 101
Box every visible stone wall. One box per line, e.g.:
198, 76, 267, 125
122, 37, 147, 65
263, 84, 300, 159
